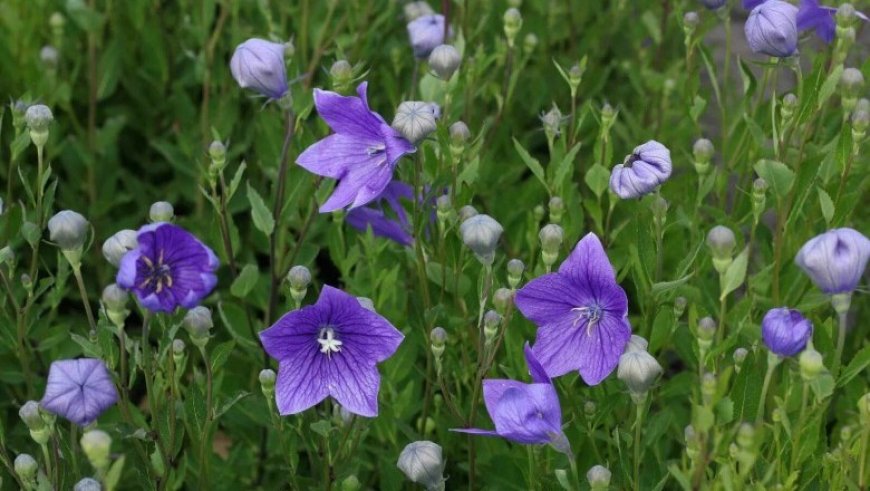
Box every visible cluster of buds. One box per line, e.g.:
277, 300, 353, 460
430, 327, 447, 376
833, 4, 859, 64
286, 265, 311, 307
692, 138, 714, 176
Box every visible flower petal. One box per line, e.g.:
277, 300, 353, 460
558, 233, 618, 299
275, 352, 329, 415
491, 385, 562, 444
313, 83, 384, 139
296, 133, 385, 180
327, 350, 381, 417
515, 273, 584, 327
318, 285, 404, 362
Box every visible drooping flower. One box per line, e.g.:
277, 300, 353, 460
41, 358, 119, 426
229, 38, 288, 100
745, 1, 799, 57
609, 140, 672, 199
761, 307, 813, 357
407, 14, 449, 58
259, 285, 403, 417
794, 228, 870, 294
117, 223, 219, 313
297, 83, 416, 212
346, 181, 415, 246
452, 344, 571, 455
516, 233, 631, 385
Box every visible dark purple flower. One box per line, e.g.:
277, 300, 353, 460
745, 1, 799, 57
407, 14, 449, 58
41, 359, 119, 426
297, 83, 416, 212
743, 0, 766, 9
452, 344, 571, 454
700, 0, 727, 10
117, 223, 219, 313
762, 307, 813, 357
797, 0, 837, 42
230, 39, 288, 100
516, 233, 631, 385
609, 140, 672, 199
346, 181, 414, 246
795, 228, 870, 294
259, 285, 404, 417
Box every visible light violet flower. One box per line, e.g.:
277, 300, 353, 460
259, 286, 403, 417
230, 38, 288, 100
745, 1, 799, 57
117, 223, 219, 313
297, 82, 416, 212
41, 359, 118, 426
797, 0, 868, 43
762, 307, 813, 357
452, 344, 571, 455
516, 233, 631, 385
407, 14, 449, 58
795, 228, 870, 294
609, 140, 672, 199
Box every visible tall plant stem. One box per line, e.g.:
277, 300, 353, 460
266, 111, 296, 326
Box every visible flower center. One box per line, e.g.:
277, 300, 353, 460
571, 305, 602, 335
317, 327, 343, 356
139, 250, 173, 293
367, 144, 386, 157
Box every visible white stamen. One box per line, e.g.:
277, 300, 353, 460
318, 328, 343, 355
570, 305, 602, 336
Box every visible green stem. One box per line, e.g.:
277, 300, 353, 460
633, 401, 645, 490
72, 265, 97, 332
833, 310, 848, 375
265, 111, 296, 326
790, 382, 809, 472
756, 354, 780, 425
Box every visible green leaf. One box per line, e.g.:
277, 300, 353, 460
215, 391, 250, 419
512, 137, 550, 193
210, 341, 235, 374
246, 182, 274, 236
720, 246, 749, 300
104, 455, 126, 491
808, 370, 835, 402
652, 272, 694, 297
753, 159, 795, 200
816, 64, 843, 110
457, 155, 480, 188
817, 187, 834, 224
185, 382, 206, 431
230, 264, 259, 298
738, 57, 756, 98
554, 142, 581, 190
649, 308, 676, 354
838, 345, 870, 387
584, 164, 610, 198
228, 161, 247, 201
310, 420, 332, 437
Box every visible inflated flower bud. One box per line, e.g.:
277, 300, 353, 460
584, 400, 596, 416
600, 103, 617, 130
625, 334, 649, 353
618, 348, 663, 402
483, 310, 502, 346
102, 284, 129, 327
548, 196, 564, 224
102, 229, 137, 267
397, 441, 446, 491
0, 246, 14, 267
340, 475, 361, 491
287, 265, 311, 305
21, 273, 33, 291
430, 326, 447, 374
507, 258, 525, 289
149, 201, 174, 222
737, 422, 755, 450
539, 224, 564, 269
24, 104, 53, 148
48, 210, 89, 252
81, 430, 111, 471
172, 338, 186, 367
701, 372, 717, 405
541, 105, 562, 140
651, 195, 669, 223
40, 46, 59, 68
781, 93, 798, 122
460, 214, 504, 265
745, 1, 799, 58
435, 195, 453, 229
403, 1, 435, 21
449, 121, 471, 148
706, 225, 736, 273
259, 368, 276, 397
522, 33, 538, 55
19, 401, 48, 444
796, 228, 870, 298
428, 45, 461, 80
568, 63, 584, 93
673, 296, 687, 318
533, 204, 545, 222
183, 306, 213, 347
493, 287, 513, 314
733, 347, 748, 373
837, 3, 858, 27
841, 68, 864, 112
230, 39, 289, 100
685, 425, 700, 460
393, 101, 439, 144
586, 464, 612, 491
693, 138, 714, 175
329, 59, 354, 91
503, 8, 523, 47
683, 12, 700, 37
458, 205, 478, 222
697, 316, 716, 353
14, 454, 38, 484
74, 478, 102, 491
799, 347, 824, 381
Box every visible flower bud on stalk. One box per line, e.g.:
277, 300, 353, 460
102, 283, 130, 328
683, 11, 700, 46
617, 339, 663, 404
208, 140, 227, 176
692, 138, 714, 176
172, 339, 186, 368
840, 68, 864, 113
149, 201, 174, 222
493, 287, 513, 315
541, 105, 562, 142
430, 327, 447, 375
24, 104, 53, 150
397, 441, 446, 491
522, 33, 538, 55
286, 265, 311, 307
435, 195, 453, 233
19, 401, 50, 445
834, 4, 858, 63
428, 45, 461, 80
706, 225, 736, 274
586, 465, 612, 491
329, 59, 354, 92
539, 224, 564, 270
503, 8, 523, 47
685, 425, 700, 461
48, 210, 89, 269
183, 306, 213, 349
673, 296, 687, 318
852, 99, 869, 152
701, 372, 717, 406
733, 347, 748, 374
259, 369, 276, 398
483, 310, 502, 348
506, 258, 524, 289
799, 347, 824, 381
460, 214, 503, 266
548, 196, 564, 224
449, 121, 470, 163
780, 93, 798, 123
14, 454, 38, 488
697, 316, 716, 355
533, 204, 545, 222
81, 430, 112, 472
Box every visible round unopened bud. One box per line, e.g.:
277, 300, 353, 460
340, 475, 361, 491
428, 44, 461, 80
172, 338, 186, 355
25, 104, 53, 132
684, 11, 700, 31
393, 101, 439, 144
14, 454, 38, 481
618, 349, 663, 400
183, 306, 213, 344
841, 68, 864, 95
460, 214, 504, 265
449, 121, 471, 145
208, 140, 227, 172
673, 296, 687, 318
651, 195, 669, 221
507, 258, 525, 288
458, 205, 478, 222
568, 63, 584, 88
584, 400, 596, 416
49, 11, 66, 29
737, 422, 755, 449
625, 334, 649, 353
493, 287, 513, 314
48, 210, 89, 251
752, 177, 768, 197
102, 229, 137, 267
523, 33, 538, 54
74, 477, 102, 491
0, 246, 14, 267
586, 464, 612, 490
484, 310, 502, 330
698, 317, 716, 342
397, 441, 446, 490
533, 204, 545, 221
853, 108, 870, 133
693, 138, 714, 163
81, 429, 112, 470
430, 327, 447, 346
19, 401, 45, 431
539, 224, 563, 253
781, 93, 798, 121
40, 46, 59, 68
286, 265, 312, 290
259, 368, 276, 394
541, 105, 562, 139
837, 4, 858, 27
329, 59, 353, 88
548, 196, 564, 224
503, 8, 523, 45
799, 347, 824, 381
701, 372, 717, 404
707, 225, 736, 270
101, 283, 129, 312
733, 347, 748, 372
149, 201, 174, 222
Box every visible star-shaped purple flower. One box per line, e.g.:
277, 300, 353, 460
346, 181, 414, 246
796, 0, 868, 43
117, 223, 219, 313
297, 82, 416, 213
515, 233, 631, 385
452, 344, 571, 455
41, 359, 119, 426
259, 285, 404, 417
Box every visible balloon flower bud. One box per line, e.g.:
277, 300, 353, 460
287, 265, 312, 305
80, 429, 112, 471
183, 306, 213, 348
397, 441, 446, 491
548, 196, 564, 224
493, 287, 513, 315
208, 140, 227, 173
503, 8, 523, 47
706, 225, 736, 274
586, 464, 612, 491
506, 258, 525, 289
428, 44, 461, 80
539, 224, 564, 269
460, 214, 503, 266
149, 201, 174, 223
259, 368, 277, 397
24, 104, 53, 149
798, 347, 824, 381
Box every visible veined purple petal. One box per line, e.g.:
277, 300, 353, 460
320, 159, 395, 212
297, 133, 386, 180
482, 379, 530, 412
41, 359, 119, 426
797, 0, 836, 43
312, 83, 384, 139
317, 286, 404, 362
558, 233, 619, 295
326, 349, 381, 417
275, 355, 329, 415
515, 274, 584, 328
491, 386, 562, 445
346, 207, 414, 246
524, 343, 550, 384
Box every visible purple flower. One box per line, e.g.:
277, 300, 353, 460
745, 1, 799, 58
117, 223, 219, 313
259, 285, 403, 417
700, 0, 727, 10
762, 307, 813, 357
743, 0, 766, 9
297, 83, 416, 213
609, 140, 672, 199
41, 359, 119, 426
452, 344, 571, 454
795, 228, 870, 294
516, 233, 631, 385
230, 39, 288, 100
407, 14, 449, 58
346, 181, 414, 246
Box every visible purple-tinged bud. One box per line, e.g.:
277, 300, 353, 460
761, 307, 812, 357
230, 39, 288, 100
149, 201, 174, 222
460, 214, 503, 265
102, 229, 137, 267
781, 93, 798, 121
507, 258, 525, 288
428, 44, 461, 80
393, 101, 438, 143
403, 1, 434, 21
408, 14, 449, 59
799, 347, 824, 381
745, 1, 799, 58
48, 210, 89, 251
458, 205, 478, 222
586, 465, 612, 491
430, 327, 447, 347
19, 401, 45, 432
697, 316, 717, 352
493, 287, 513, 314
483, 310, 502, 345
795, 228, 870, 295
610, 140, 672, 199
397, 441, 446, 490
74, 478, 102, 491
548, 196, 564, 224
172, 338, 186, 356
